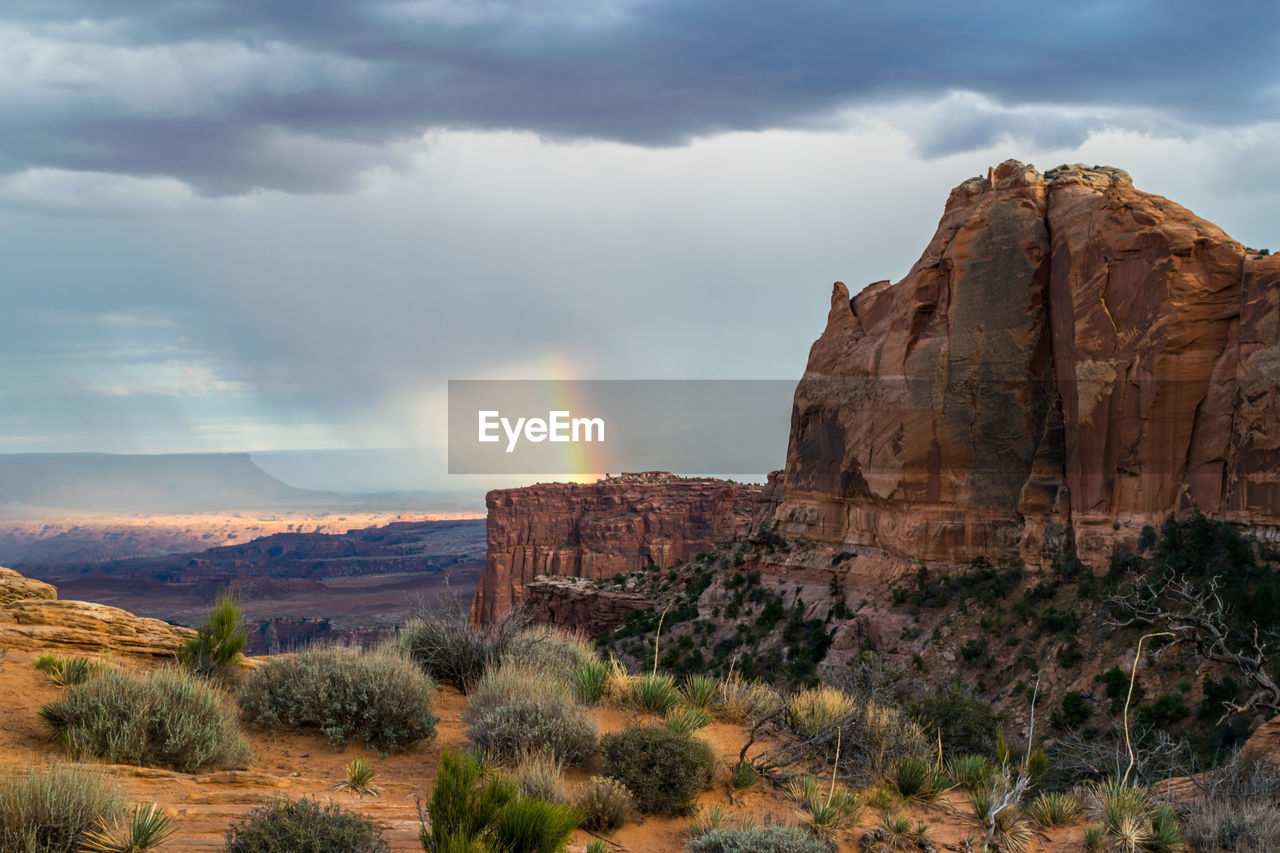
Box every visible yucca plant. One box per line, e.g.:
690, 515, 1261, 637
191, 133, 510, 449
335, 757, 382, 797
81, 802, 178, 852
35, 654, 108, 688
891, 756, 948, 802
946, 754, 996, 791
1084, 824, 1106, 852
627, 673, 681, 715
668, 707, 713, 735
729, 761, 758, 791
570, 659, 609, 704
687, 804, 726, 840
1027, 791, 1080, 828
964, 786, 1032, 853
680, 674, 720, 710
585, 842, 609, 853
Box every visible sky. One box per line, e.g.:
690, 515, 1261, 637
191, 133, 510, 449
0, 1, 1277, 489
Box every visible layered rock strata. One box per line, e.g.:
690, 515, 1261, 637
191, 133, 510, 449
470, 474, 758, 624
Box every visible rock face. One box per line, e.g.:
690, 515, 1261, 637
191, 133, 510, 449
775, 161, 1280, 566
0, 564, 192, 657
523, 576, 656, 635
470, 473, 759, 624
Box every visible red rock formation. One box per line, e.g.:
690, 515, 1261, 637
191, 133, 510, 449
470, 473, 759, 624
522, 576, 656, 635
775, 161, 1280, 566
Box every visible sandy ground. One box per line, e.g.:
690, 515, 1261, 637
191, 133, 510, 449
0, 647, 1087, 852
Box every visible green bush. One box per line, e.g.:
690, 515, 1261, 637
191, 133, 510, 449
575, 777, 635, 832
601, 724, 715, 815
0, 765, 124, 853
423, 750, 579, 853
238, 646, 437, 752
685, 825, 828, 853
224, 796, 389, 853
909, 681, 998, 756
178, 590, 247, 681
401, 602, 527, 693
491, 796, 579, 853
40, 667, 251, 772
464, 664, 596, 767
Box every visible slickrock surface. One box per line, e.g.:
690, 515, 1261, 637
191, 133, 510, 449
775, 161, 1280, 567
470, 474, 759, 624
0, 564, 192, 656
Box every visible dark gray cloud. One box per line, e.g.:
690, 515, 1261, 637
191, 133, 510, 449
1, 0, 1277, 193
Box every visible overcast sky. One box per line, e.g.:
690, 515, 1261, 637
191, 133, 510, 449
0, 1, 1277, 487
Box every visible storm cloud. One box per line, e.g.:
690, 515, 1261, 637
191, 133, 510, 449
2, 0, 1277, 194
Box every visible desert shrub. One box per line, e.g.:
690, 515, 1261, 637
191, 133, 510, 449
575, 777, 635, 832
224, 796, 388, 853
685, 825, 827, 853
781, 695, 931, 786
1180, 751, 1280, 853
786, 686, 853, 737
601, 723, 715, 815
1183, 799, 1280, 853
402, 600, 528, 693
626, 673, 681, 715
512, 751, 567, 804
570, 660, 609, 704
0, 765, 124, 853
715, 676, 782, 724
423, 750, 579, 853
909, 681, 999, 756
505, 625, 596, 677
464, 663, 596, 767
34, 654, 109, 688
238, 645, 437, 752
787, 775, 862, 847
178, 590, 247, 682
40, 667, 250, 772
1084, 779, 1186, 853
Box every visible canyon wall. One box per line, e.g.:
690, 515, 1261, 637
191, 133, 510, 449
470, 473, 759, 624
773, 160, 1280, 566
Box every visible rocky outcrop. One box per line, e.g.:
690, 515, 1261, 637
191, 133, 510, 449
471, 473, 759, 624
774, 161, 1280, 566
0, 564, 192, 657
523, 576, 656, 635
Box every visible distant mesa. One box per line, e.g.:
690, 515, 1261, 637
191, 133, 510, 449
0, 452, 338, 514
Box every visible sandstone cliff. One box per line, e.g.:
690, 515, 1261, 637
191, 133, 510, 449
0, 565, 192, 657
773, 161, 1280, 566
470, 473, 759, 624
